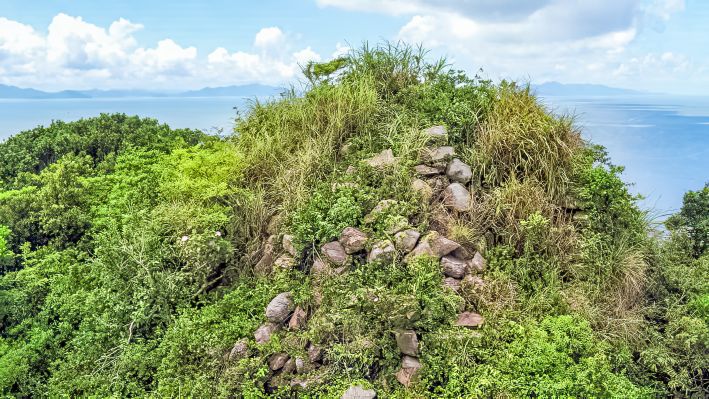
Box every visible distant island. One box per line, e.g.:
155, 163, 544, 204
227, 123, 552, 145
0, 83, 281, 99
533, 81, 643, 96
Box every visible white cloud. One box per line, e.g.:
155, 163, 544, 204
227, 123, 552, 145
0, 14, 344, 90
320, 0, 693, 92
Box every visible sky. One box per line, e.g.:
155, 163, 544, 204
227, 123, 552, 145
0, 0, 705, 94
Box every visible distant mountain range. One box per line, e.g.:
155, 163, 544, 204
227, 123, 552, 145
1, 81, 643, 99
533, 81, 643, 96
0, 84, 282, 99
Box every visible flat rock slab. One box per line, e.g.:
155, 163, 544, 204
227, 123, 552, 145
423, 125, 448, 144
443, 183, 471, 212
365, 149, 397, 168
342, 385, 377, 399
414, 164, 442, 176
288, 306, 307, 330
421, 146, 455, 164
456, 311, 484, 329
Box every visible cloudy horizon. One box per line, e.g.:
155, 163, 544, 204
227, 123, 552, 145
1, 0, 703, 94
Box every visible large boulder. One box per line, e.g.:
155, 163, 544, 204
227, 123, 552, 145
446, 158, 472, 184
254, 322, 279, 344
443, 183, 471, 212
456, 311, 484, 329
339, 227, 368, 254
394, 229, 420, 253
441, 255, 468, 278
342, 385, 377, 399
394, 329, 419, 356
367, 240, 396, 264
321, 241, 348, 266
365, 149, 397, 168
422, 125, 448, 144
265, 292, 294, 323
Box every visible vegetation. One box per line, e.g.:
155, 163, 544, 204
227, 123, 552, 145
0, 43, 706, 398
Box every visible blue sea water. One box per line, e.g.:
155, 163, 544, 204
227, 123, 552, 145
1, 95, 707, 215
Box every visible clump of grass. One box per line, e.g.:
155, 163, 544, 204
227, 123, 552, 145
471, 82, 582, 202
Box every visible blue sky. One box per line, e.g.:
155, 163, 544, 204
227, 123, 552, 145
0, 0, 705, 93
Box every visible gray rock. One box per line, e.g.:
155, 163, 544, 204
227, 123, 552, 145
342, 385, 377, 399
394, 329, 419, 356
273, 254, 296, 270
446, 158, 472, 184
408, 232, 460, 260
396, 355, 422, 387
455, 311, 484, 328
282, 234, 297, 256
288, 306, 307, 330
254, 235, 278, 276
269, 352, 290, 370
254, 322, 279, 344
421, 146, 455, 163
295, 357, 305, 373
394, 229, 420, 253
443, 183, 471, 212
365, 149, 397, 168
228, 339, 248, 361
414, 164, 441, 176
364, 199, 398, 224
411, 178, 433, 200
468, 251, 486, 273
321, 241, 348, 266
282, 357, 296, 374
339, 227, 368, 254
265, 292, 294, 323
367, 240, 396, 264
443, 277, 462, 292
422, 125, 448, 144
307, 343, 323, 363
441, 255, 468, 278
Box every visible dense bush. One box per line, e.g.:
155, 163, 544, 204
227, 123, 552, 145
0, 43, 706, 397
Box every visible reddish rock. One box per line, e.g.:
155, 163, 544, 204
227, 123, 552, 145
288, 306, 307, 330
339, 227, 368, 254
254, 322, 279, 344
321, 241, 348, 266
269, 352, 290, 370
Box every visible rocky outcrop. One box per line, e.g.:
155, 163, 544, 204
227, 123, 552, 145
288, 306, 307, 330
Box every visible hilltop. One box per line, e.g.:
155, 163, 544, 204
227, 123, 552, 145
0, 44, 706, 398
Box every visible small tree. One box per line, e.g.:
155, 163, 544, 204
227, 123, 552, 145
667, 183, 709, 257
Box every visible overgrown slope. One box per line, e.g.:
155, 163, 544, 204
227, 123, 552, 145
0, 44, 706, 398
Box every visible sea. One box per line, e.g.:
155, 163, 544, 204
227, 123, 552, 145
1, 95, 707, 217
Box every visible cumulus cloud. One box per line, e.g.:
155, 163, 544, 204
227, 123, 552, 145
318, 0, 690, 90
0, 14, 336, 90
